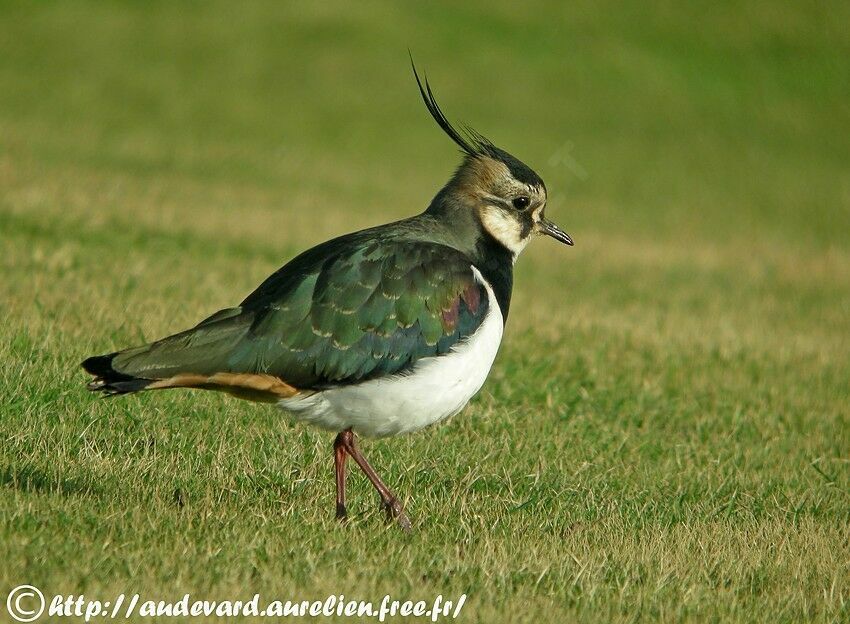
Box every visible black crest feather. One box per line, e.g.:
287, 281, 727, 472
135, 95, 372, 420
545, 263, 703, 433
410, 53, 493, 157
409, 54, 545, 188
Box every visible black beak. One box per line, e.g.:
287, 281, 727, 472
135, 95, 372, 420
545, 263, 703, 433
539, 218, 573, 246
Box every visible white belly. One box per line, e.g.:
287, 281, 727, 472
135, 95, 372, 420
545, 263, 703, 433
277, 272, 504, 438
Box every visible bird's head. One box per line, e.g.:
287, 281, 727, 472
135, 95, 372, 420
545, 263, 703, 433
413, 62, 573, 258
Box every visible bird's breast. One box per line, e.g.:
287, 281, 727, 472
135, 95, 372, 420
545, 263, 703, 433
277, 269, 504, 437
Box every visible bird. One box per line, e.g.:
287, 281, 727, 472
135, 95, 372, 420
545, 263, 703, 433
81, 60, 573, 531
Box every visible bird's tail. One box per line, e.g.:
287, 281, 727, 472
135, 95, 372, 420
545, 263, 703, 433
81, 307, 259, 397
81, 352, 155, 395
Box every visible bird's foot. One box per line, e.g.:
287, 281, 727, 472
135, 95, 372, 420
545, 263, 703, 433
382, 497, 412, 532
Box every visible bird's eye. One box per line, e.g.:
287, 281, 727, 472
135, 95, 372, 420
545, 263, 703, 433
512, 196, 530, 210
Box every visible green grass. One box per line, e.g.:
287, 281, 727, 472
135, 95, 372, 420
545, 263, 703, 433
2, 1, 849, 622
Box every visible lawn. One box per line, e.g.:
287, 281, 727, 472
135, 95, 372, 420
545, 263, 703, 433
1, 2, 848, 622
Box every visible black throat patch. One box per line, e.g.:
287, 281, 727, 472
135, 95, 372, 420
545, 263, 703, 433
472, 229, 515, 320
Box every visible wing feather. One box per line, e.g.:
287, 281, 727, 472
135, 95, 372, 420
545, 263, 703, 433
104, 238, 491, 390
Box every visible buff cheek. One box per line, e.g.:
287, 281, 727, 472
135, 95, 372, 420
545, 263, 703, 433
479, 207, 532, 257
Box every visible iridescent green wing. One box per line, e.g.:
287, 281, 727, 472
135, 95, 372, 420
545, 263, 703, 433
228, 239, 489, 387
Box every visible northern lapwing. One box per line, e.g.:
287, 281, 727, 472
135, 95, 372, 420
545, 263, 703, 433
82, 62, 573, 530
